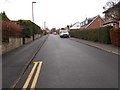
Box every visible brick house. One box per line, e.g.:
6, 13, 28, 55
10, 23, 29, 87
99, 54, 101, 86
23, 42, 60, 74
103, 2, 120, 28
70, 22, 81, 30
80, 15, 105, 29
70, 15, 105, 30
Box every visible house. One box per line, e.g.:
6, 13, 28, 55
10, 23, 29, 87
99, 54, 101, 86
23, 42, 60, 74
80, 15, 105, 29
103, 2, 120, 28
43, 27, 50, 34
70, 22, 81, 30
69, 15, 105, 30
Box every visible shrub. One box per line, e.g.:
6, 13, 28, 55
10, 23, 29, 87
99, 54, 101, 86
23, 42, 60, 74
16, 20, 43, 38
0, 12, 10, 21
1, 21, 22, 42
69, 26, 113, 44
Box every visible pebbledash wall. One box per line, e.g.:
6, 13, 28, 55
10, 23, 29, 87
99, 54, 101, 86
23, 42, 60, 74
2, 34, 41, 54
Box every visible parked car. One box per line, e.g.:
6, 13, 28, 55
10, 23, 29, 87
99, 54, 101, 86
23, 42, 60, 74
53, 32, 57, 35
59, 30, 70, 38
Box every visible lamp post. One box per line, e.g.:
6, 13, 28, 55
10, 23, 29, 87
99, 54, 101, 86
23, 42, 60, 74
32, 2, 36, 40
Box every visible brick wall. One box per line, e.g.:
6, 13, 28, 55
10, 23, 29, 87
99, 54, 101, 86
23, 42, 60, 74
110, 28, 120, 46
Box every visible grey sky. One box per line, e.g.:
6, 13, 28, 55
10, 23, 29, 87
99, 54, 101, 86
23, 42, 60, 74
0, 0, 109, 29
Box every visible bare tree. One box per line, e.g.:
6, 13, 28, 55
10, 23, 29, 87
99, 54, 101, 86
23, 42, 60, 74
103, 0, 120, 10
103, 0, 120, 20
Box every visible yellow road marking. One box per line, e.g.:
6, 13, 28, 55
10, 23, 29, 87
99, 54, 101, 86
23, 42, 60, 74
31, 62, 43, 89
22, 62, 38, 89
33, 62, 39, 63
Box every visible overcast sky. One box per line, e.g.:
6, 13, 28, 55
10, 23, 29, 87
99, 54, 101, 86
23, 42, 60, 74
0, 0, 109, 29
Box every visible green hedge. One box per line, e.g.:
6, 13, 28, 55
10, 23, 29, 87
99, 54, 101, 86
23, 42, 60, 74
16, 20, 43, 38
0, 12, 10, 21
69, 26, 113, 44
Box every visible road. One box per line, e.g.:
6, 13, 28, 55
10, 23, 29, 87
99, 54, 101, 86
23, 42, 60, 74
3, 34, 118, 89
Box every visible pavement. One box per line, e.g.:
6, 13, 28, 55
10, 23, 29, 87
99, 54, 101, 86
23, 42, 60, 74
70, 37, 120, 55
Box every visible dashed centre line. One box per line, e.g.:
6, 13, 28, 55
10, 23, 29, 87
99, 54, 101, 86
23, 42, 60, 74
22, 61, 43, 90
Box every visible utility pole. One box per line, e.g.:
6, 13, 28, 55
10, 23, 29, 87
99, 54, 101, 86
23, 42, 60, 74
44, 21, 46, 29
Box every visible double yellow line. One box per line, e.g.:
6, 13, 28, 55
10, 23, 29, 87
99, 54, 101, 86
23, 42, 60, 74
22, 61, 43, 90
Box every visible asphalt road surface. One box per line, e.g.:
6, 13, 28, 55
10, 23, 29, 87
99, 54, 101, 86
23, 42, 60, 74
3, 34, 118, 89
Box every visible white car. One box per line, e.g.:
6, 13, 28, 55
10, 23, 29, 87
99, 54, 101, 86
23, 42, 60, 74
59, 30, 70, 38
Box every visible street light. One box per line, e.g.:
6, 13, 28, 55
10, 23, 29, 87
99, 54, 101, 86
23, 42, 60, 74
32, 1, 36, 40
32, 2, 36, 22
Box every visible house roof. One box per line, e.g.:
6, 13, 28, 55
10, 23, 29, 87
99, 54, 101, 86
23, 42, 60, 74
70, 21, 80, 27
80, 19, 93, 28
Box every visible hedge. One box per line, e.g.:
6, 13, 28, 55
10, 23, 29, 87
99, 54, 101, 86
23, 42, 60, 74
16, 20, 43, 38
2, 21, 22, 42
69, 26, 113, 44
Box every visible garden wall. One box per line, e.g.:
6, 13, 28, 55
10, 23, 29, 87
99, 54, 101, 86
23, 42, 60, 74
110, 28, 120, 46
2, 37, 23, 54
2, 34, 42, 54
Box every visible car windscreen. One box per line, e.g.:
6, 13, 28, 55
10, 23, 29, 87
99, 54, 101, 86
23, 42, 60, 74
61, 30, 68, 33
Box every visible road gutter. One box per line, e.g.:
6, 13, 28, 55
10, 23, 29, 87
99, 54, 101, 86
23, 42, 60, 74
10, 35, 48, 89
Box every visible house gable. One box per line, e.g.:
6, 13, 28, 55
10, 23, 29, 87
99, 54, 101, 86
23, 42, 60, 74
70, 22, 80, 29
86, 15, 105, 29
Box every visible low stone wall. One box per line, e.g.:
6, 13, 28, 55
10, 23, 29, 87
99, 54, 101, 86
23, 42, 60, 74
2, 34, 42, 54
34, 34, 41, 39
2, 37, 23, 54
25, 37, 33, 44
